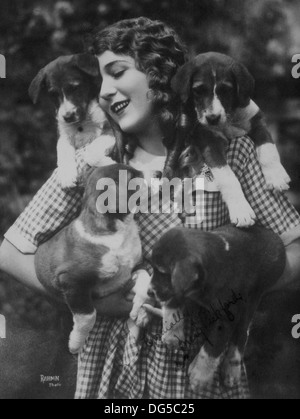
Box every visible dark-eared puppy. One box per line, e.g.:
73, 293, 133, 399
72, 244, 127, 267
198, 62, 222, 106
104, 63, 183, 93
150, 225, 286, 390
35, 165, 143, 354
29, 54, 113, 189
171, 53, 290, 226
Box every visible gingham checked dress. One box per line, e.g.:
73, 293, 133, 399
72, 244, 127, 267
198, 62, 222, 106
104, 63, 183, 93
5, 136, 300, 399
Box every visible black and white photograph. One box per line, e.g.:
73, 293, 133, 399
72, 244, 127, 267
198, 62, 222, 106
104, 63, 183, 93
0, 0, 300, 401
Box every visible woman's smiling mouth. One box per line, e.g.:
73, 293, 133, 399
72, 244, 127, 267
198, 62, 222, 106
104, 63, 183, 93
111, 100, 130, 115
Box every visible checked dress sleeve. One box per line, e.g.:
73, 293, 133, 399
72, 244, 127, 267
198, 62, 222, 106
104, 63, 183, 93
4, 149, 88, 254
228, 136, 300, 236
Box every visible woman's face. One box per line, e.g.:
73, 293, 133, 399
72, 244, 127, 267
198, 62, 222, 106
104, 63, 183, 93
98, 51, 155, 134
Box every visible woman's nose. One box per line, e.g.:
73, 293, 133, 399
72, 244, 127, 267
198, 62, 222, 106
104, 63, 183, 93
100, 78, 117, 102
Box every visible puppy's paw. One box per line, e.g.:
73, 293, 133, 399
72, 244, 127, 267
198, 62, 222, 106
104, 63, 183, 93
221, 360, 242, 388
262, 163, 291, 192
83, 136, 116, 167
212, 165, 256, 228
228, 200, 256, 228
257, 143, 291, 192
57, 166, 78, 189
68, 311, 97, 355
69, 331, 87, 355
130, 270, 154, 328
221, 347, 242, 388
188, 348, 221, 392
130, 297, 152, 328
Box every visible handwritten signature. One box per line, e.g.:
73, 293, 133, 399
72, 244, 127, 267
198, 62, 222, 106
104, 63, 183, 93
172, 289, 244, 370
126, 289, 245, 370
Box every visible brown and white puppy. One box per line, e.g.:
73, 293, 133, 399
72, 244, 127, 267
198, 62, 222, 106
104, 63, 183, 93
172, 53, 291, 226
35, 164, 144, 354
29, 54, 113, 188
149, 225, 286, 390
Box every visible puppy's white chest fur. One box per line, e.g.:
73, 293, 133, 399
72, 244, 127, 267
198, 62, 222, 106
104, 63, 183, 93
56, 101, 107, 188
74, 217, 142, 297
100, 220, 142, 278
58, 101, 105, 149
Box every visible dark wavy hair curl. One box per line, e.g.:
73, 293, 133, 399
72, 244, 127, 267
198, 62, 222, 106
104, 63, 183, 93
86, 17, 188, 171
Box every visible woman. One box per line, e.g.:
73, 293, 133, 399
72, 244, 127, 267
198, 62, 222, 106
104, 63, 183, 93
1, 17, 300, 399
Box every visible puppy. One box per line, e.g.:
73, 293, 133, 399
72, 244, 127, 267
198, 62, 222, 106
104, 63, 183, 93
29, 54, 113, 188
171, 53, 291, 226
35, 164, 144, 354
150, 225, 286, 390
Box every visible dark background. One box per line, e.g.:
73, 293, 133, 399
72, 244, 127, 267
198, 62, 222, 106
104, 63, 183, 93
0, 0, 299, 399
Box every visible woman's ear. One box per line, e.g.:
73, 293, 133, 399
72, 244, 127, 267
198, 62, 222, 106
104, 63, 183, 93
231, 62, 255, 108
171, 61, 195, 104
28, 68, 46, 104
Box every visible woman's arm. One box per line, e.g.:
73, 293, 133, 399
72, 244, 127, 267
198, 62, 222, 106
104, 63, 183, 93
1, 161, 84, 293
229, 136, 300, 236
229, 136, 300, 291
0, 238, 134, 316
1, 147, 136, 316
4, 153, 86, 254
0, 239, 46, 293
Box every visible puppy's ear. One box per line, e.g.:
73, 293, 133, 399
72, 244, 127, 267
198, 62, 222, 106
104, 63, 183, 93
171, 61, 195, 104
28, 69, 46, 104
172, 256, 206, 301
73, 54, 101, 79
231, 62, 255, 108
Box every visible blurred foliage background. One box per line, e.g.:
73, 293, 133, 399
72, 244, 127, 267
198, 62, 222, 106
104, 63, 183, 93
0, 0, 300, 399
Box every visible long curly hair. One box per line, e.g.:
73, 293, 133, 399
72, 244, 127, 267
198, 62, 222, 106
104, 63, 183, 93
86, 17, 188, 173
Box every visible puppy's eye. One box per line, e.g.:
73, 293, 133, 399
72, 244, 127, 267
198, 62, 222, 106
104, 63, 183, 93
217, 84, 233, 95
154, 266, 168, 276
67, 83, 81, 92
48, 90, 59, 103
193, 84, 209, 96
49, 89, 58, 97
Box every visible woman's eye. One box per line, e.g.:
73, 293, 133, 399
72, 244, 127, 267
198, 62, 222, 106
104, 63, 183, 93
113, 70, 125, 79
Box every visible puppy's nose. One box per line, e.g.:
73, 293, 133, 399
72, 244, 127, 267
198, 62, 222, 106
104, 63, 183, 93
206, 114, 221, 125
63, 112, 77, 123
